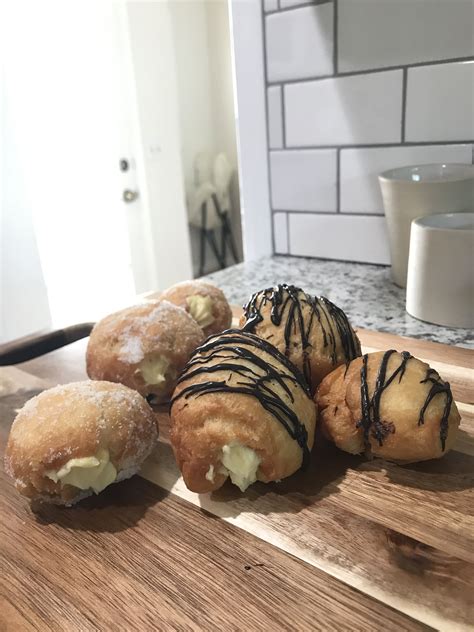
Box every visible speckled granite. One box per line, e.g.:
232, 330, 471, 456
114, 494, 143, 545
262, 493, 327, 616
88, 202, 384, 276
203, 256, 473, 348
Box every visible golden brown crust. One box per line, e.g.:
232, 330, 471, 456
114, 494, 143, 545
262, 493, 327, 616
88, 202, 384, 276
315, 351, 460, 462
4, 381, 158, 505
170, 331, 316, 493
160, 281, 232, 337
239, 286, 361, 393
86, 300, 204, 402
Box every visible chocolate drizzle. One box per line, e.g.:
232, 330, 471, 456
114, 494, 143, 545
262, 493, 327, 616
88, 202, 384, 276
358, 350, 412, 447
419, 369, 453, 451
320, 296, 361, 362
358, 350, 453, 452
241, 284, 361, 387
171, 329, 311, 468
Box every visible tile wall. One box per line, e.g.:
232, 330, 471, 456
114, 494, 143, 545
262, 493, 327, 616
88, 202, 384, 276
263, 0, 474, 264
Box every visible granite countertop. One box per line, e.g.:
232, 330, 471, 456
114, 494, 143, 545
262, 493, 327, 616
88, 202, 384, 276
203, 256, 473, 348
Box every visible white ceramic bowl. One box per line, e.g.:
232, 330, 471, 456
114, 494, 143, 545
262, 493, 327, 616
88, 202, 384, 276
406, 212, 474, 328
381, 163, 474, 183
379, 163, 474, 287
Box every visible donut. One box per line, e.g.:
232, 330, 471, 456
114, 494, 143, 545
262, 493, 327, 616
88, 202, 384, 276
4, 381, 158, 506
239, 284, 361, 393
315, 350, 460, 462
86, 300, 204, 403
160, 280, 232, 337
170, 329, 316, 493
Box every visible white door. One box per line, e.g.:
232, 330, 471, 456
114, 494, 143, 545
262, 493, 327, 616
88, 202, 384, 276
0, 0, 192, 337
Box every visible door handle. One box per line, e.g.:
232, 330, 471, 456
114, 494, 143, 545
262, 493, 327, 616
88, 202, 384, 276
123, 189, 139, 203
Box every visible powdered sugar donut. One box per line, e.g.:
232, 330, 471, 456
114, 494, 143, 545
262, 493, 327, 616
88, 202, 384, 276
86, 300, 205, 403
4, 381, 158, 506
160, 280, 232, 337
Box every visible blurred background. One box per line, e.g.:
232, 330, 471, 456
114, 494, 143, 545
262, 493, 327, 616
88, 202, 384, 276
1, 0, 473, 343
1, 0, 243, 341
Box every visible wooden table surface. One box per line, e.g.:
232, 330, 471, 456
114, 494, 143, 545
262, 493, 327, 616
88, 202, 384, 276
1, 311, 473, 631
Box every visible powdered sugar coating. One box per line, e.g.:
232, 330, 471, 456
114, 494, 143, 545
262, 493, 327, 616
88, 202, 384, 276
117, 301, 190, 364
86, 299, 205, 402
119, 336, 144, 364
160, 282, 232, 337
4, 380, 158, 505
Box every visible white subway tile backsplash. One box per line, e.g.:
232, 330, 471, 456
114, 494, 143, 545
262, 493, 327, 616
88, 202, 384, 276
267, 86, 283, 149
406, 61, 474, 142
270, 150, 337, 211
263, 0, 278, 13
340, 144, 473, 214
266, 4, 333, 82
285, 71, 403, 146
260, 0, 473, 264
289, 213, 390, 264
280, 0, 317, 7
273, 213, 288, 253
339, 0, 474, 73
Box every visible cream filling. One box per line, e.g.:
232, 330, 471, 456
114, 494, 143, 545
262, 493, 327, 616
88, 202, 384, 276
137, 355, 170, 387
205, 464, 215, 482
221, 444, 260, 492
186, 295, 215, 329
46, 448, 117, 494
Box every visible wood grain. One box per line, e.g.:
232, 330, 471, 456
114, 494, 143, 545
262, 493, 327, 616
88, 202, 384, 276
1, 306, 473, 631
16, 338, 89, 385
0, 454, 427, 631
358, 328, 473, 370
456, 402, 474, 456
141, 440, 474, 631
0, 323, 93, 366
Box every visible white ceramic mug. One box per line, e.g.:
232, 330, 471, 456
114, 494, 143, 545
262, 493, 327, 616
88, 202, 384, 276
379, 163, 474, 287
406, 213, 474, 329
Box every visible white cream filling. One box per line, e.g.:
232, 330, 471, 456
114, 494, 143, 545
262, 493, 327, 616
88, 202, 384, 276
186, 295, 215, 329
45, 448, 117, 494
137, 355, 170, 387
220, 444, 260, 492
205, 464, 215, 482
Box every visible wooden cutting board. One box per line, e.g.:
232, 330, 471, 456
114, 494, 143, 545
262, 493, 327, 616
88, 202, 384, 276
139, 309, 474, 631
1, 307, 472, 630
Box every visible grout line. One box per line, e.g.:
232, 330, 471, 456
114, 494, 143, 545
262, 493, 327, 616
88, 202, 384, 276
268, 140, 474, 151
272, 210, 385, 217
266, 0, 333, 16
266, 55, 474, 87
286, 211, 291, 254
335, 148, 340, 213
281, 85, 287, 148
401, 68, 408, 142
261, 1, 276, 254
333, 0, 338, 74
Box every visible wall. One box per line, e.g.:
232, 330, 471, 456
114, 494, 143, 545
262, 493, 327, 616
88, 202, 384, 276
1, 1, 143, 340
126, 1, 194, 289
1, 0, 195, 343
170, 0, 243, 275
260, 0, 474, 263
230, 0, 273, 260
169, 1, 216, 199
1, 86, 52, 342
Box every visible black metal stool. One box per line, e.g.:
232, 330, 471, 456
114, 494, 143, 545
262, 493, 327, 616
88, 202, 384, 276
198, 194, 239, 276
